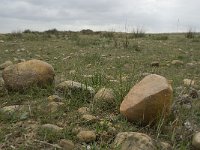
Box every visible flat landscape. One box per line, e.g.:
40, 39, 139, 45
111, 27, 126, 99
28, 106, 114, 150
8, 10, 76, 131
0, 30, 200, 149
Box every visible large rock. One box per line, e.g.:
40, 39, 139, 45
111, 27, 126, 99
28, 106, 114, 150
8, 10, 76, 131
2, 59, 55, 91
120, 74, 173, 124
56, 80, 95, 99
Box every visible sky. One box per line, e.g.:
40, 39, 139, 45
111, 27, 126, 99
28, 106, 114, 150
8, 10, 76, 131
0, 0, 199, 33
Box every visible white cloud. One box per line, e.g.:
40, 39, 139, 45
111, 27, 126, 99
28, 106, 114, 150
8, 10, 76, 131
0, 0, 199, 33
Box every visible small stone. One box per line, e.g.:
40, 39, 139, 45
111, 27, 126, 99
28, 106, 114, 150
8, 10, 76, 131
86, 64, 92, 68
93, 88, 116, 109
171, 60, 184, 65
0, 40, 4, 43
41, 124, 63, 132
82, 114, 97, 123
0, 61, 13, 70
47, 95, 62, 102
59, 139, 75, 150
78, 107, 90, 114
0, 105, 20, 114
151, 61, 159, 67
77, 131, 96, 143
113, 132, 156, 150
160, 142, 172, 150
47, 102, 64, 113
183, 79, 195, 86
107, 126, 117, 135
192, 132, 200, 149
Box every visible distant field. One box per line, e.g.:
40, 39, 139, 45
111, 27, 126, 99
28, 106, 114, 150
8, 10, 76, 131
0, 30, 200, 149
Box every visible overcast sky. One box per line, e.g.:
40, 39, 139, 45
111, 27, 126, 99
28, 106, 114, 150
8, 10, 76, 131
0, 0, 199, 33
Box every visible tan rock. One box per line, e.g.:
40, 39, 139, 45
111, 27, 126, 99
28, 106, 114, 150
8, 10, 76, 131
77, 130, 96, 143
171, 60, 184, 65
41, 124, 63, 132
113, 132, 156, 150
78, 107, 90, 114
47, 95, 62, 102
120, 74, 173, 124
59, 139, 75, 150
2, 59, 55, 91
47, 102, 64, 113
82, 114, 97, 123
0, 105, 21, 113
160, 142, 172, 150
0, 61, 13, 70
192, 132, 200, 149
93, 88, 115, 105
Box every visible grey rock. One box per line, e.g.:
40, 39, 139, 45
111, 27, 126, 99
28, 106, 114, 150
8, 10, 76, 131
56, 80, 95, 99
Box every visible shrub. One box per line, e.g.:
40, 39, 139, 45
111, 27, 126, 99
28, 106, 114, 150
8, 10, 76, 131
131, 27, 146, 38
80, 29, 94, 35
185, 28, 195, 39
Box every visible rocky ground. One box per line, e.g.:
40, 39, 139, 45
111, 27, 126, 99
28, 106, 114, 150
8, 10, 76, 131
0, 31, 200, 149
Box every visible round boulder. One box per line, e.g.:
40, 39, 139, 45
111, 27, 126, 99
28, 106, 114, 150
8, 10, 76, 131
2, 59, 55, 91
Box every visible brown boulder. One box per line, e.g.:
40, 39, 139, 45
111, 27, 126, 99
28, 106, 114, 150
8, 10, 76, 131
2, 59, 55, 91
120, 74, 173, 124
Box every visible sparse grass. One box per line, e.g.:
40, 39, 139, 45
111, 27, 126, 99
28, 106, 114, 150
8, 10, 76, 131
0, 31, 200, 149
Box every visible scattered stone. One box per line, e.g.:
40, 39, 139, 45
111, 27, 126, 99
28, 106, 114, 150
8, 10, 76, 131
0, 105, 21, 114
86, 64, 92, 68
59, 139, 75, 150
78, 107, 90, 114
77, 130, 96, 143
186, 62, 197, 68
171, 60, 184, 65
82, 114, 97, 123
113, 132, 156, 150
41, 124, 63, 132
192, 132, 200, 149
56, 80, 95, 99
72, 126, 85, 134
47, 95, 62, 102
0, 40, 4, 43
151, 61, 159, 67
183, 79, 195, 86
0, 61, 13, 70
93, 88, 116, 109
3, 59, 55, 91
120, 74, 173, 124
160, 142, 172, 150
184, 121, 193, 131
47, 102, 64, 113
